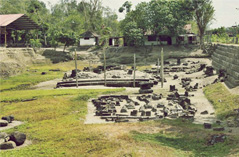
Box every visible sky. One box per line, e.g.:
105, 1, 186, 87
40, 0, 239, 29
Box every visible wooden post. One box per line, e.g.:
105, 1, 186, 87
160, 48, 164, 88
5, 27, 7, 47
0, 27, 1, 47
157, 58, 159, 76
89, 60, 91, 72
133, 53, 136, 88
104, 48, 106, 86
74, 49, 78, 88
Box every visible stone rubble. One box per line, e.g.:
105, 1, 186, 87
0, 131, 26, 150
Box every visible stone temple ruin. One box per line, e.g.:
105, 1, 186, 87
57, 56, 232, 124
57, 65, 158, 88
91, 91, 196, 122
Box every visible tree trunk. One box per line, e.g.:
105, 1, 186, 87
44, 34, 47, 47
200, 35, 204, 50
63, 44, 66, 53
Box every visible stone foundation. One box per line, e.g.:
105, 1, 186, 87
212, 44, 239, 88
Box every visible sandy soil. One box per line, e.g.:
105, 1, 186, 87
84, 58, 219, 124
0, 121, 24, 131
222, 83, 239, 95
32, 78, 61, 90
34, 58, 221, 124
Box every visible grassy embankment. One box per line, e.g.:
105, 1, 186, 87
204, 83, 239, 120
0, 60, 99, 91
104, 45, 210, 66
0, 62, 239, 156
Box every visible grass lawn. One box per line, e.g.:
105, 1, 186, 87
0, 87, 239, 156
204, 83, 239, 119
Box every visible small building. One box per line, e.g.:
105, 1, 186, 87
144, 35, 174, 46
178, 33, 197, 44
109, 37, 123, 47
0, 14, 39, 47
79, 31, 99, 46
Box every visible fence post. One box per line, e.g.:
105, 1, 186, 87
160, 48, 164, 88
74, 49, 78, 88
133, 53, 136, 88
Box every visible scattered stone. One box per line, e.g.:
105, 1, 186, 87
216, 120, 221, 125
115, 119, 129, 123
0, 120, 8, 127
1, 115, 14, 123
41, 72, 47, 75
49, 69, 60, 71
173, 74, 178, 80
0, 141, 16, 150
204, 123, 212, 129
127, 69, 133, 75
169, 85, 176, 92
139, 82, 154, 94
204, 66, 214, 76
227, 120, 235, 127
120, 106, 128, 113
152, 94, 162, 100
213, 127, 225, 131
201, 110, 208, 115
10, 132, 26, 146
208, 134, 226, 145
0, 132, 8, 139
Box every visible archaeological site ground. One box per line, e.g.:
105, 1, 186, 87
0, 0, 239, 156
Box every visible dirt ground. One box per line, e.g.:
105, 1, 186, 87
83, 58, 218, 124
0, 121, 24, 131
33, 58, 218, 124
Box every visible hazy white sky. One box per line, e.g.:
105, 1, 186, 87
40, 0, 239, 28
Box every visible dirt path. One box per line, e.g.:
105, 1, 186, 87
0, 121, 24, 131
33, 57, 218, 124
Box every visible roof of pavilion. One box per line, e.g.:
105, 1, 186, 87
0, 14, 39, 30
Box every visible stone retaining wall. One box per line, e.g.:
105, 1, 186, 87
0, 48, 49, 78
212, 44, 239, 88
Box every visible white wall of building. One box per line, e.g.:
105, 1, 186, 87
80, 38, 96, 46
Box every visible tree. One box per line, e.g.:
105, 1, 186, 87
192, 0, 215, 49
148, 0, 194, 36
57, 31, 77, 52
123, 22, 144, 46
77, 0, 103, 32
119, 1, 132, 13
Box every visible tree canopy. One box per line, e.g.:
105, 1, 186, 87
0, 0, 120, 48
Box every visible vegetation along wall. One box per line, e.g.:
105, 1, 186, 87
212, 44, 239, 88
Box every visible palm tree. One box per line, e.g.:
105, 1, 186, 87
193, 0, 215, 49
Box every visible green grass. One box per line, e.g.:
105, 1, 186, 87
0, 61, 99, 91
204, 83, 239, 119
132, 119, 239, 157
0, 88, 124, 102
0, 88, 124, 156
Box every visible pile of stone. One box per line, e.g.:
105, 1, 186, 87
0, 132, 26, 150
208, 134, 226, 145
180, 78, 198, 92
167, 91, 196, 118
92, 65, 126, 74
139, 82, 154, 94
0, 115, 14, 127
91, 93, 197, 122
204, 66, 214, 77
185, 64, 206, 74
213, 69, 228, 84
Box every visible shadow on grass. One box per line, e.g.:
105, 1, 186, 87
132, 131, 235, 157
